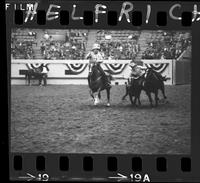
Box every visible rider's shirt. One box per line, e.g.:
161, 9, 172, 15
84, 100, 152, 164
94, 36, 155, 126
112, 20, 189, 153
86, 51, 104, 72
130, 65, 147, 78
123, 67, 132, 79
86, 51, 104, 63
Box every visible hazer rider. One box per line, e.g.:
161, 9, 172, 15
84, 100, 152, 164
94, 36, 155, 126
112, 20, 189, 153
86, 43, 111, 87
128, 61, 167, 83
129, 62, 147, 79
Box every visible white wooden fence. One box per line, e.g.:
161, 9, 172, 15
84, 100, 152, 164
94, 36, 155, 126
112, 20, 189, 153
11, 59, 174, 85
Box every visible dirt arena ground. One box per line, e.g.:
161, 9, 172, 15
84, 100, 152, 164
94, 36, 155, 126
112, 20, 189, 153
10, 84, 191, 154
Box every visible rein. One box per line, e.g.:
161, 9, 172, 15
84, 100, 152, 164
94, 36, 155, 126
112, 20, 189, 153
90, 74, 102, 84
90, 66, 103, 84
149, 70, 159, 81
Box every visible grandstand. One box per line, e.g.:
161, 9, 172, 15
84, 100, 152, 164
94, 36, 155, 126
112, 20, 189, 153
11, 29, 88, 60
95, 30, 140, 59
11, 29, 191, 61
141, 31, 191, 59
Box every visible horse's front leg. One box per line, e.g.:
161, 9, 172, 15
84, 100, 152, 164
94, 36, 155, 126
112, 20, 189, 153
93, 88, 101, 105
89, 89, 94, 101
106, 88, 110, 107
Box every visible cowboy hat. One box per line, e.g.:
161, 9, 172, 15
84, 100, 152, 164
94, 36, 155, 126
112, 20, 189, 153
92, 43, 100, 50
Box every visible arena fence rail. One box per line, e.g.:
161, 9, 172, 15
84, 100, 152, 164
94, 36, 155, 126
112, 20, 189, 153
11, 59, 176, 85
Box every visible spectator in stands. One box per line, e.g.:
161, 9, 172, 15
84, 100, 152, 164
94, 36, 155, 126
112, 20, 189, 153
40, 41, 46, 56
43, 31, 49, 40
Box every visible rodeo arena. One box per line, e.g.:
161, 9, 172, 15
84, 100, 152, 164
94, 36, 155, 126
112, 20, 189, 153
11, 29, 191, 154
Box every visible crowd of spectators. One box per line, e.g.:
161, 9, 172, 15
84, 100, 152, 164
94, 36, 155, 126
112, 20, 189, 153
97, 30, 140, 59
11, 30, 36, 59
142, 32, 191, 59
12, 30, 88, 60
40, 30, 87, 60
40, 37, 86, 60
11, 30, 191, 60
11, 41, 35, 59
99, 41, 140, 60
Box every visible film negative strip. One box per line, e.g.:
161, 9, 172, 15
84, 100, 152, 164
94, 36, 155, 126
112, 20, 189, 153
4, 0, 200, 182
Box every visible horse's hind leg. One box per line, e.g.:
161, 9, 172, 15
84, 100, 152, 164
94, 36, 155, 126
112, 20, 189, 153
135, 90, 142, 107
98, 92, 101, 100
25, 74, 28, 86
137, 95, 142, 107
161, 84, 167, 99
146, 91, 153, 107
154, 90, 159, 107
28, 75, 31, 86
122, 93, 128, 100
106, 88, 111, 107
43, 74, 47, 86
122, 84, 129, 100
129, 93, 134, 105
160, 84, 169, 104
133, 96, 137, 106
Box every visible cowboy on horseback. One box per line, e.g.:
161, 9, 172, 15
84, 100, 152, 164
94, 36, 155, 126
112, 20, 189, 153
129, 62, 147, 79
86, 43, 111, 87
129, 62, 167, 82
122, 62, 169, 104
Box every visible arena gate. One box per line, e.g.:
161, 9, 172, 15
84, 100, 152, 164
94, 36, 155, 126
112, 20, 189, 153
172, 47, 191, 85
11, 59, 174, 85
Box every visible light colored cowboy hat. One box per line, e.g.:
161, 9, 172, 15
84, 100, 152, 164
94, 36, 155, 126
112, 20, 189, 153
92, 43, 100, 50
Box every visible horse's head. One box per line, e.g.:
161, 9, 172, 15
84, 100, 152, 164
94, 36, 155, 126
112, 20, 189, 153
145, 68, 161, 83
91, 63, 101, 77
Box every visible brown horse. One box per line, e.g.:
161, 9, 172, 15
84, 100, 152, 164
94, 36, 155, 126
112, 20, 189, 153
88, 63, 113, 106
